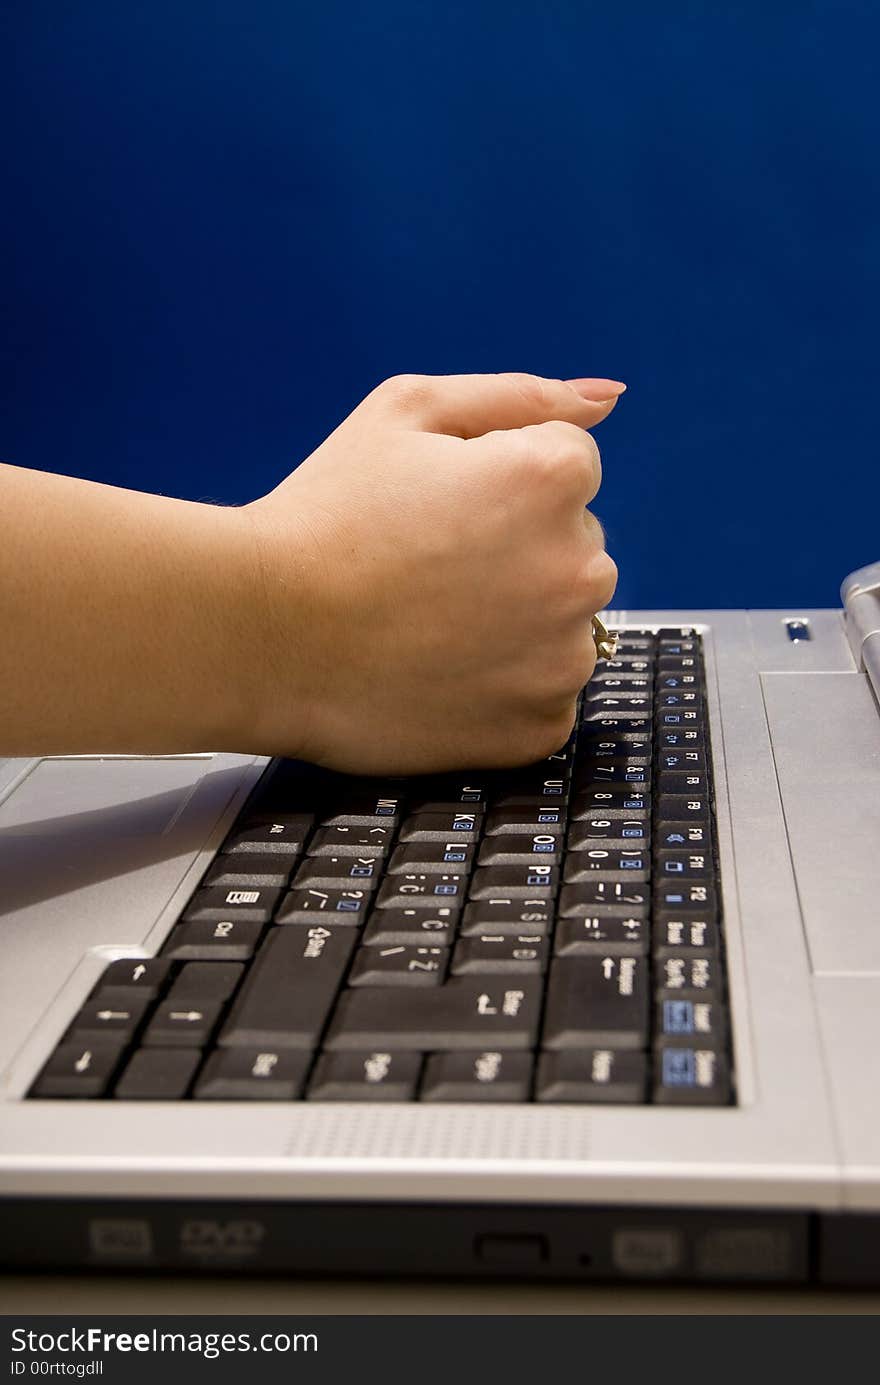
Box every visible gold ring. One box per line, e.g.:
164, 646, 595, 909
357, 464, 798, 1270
591, 614, 619, 661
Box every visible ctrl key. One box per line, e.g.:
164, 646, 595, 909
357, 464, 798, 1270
654, 1047, 731, 1105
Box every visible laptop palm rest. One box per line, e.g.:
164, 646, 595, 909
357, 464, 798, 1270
762, 671, 880, 974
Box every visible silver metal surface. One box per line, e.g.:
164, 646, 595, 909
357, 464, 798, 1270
0, 608, 870, 1213
842, 559, 880, 705
761, 673, 880, 974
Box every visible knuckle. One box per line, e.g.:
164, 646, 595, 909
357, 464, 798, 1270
374, 373, 432, 414
587, 549, 619, 609
502, 372, 553, 411
515, 422, 583, 488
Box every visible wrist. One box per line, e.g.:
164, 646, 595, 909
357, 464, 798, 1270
225, 497, 321, 761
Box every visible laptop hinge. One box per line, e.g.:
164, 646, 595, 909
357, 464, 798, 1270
841, 561, 880, 706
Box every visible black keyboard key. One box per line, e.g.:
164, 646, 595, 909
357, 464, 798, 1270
655, 709, 703, 729
655, 849, 714, 881
375, 873, 466, 909
657, 729, 704, 750
204, 853, 295, 889
658, 654, 700, 672
420, 1051, 532, 1102
32, 1041, 126, 1098
656, 794, 710, 822
536, 1049, 648, 1103
161, 918, 264, 960
307, 824, 395, 856
577, 737, 652, 761
657, 691, 703, 710
542, 956, 648, 1050
362, 907, 459, 946
389, 841, 477, 872
654, 1047, 731, 1105
654, 913, 719, 953
307, 819, 393, 853
407, 778, 491, 811
656, 672, 701, 691
571, 787, 650, 819
399, 811, 481, 842
579, 717, 653, 739
657, 637, 699, 655
656, 952, 719, 994
321, 792, 403, 825
613, 635, 655, 652
654, 821, 710, 849
477, 833, 563, 866
219, 924, 357, 1049
348, 944, 448, 985
460, 899, 553, 934
553, 914, 648, 955
573, 761, 651, 787
452, 934, 549, 974
654, 882, 717, 913
563, 848, 650, 883
585, 698, 653, 718
143, 1000, 221, 1047
276, 887, 370, 923
657, 771, 710, 797
114, 1048, 200, 1100
308, 1050, 422, 1101
90, 958, 171, 1002
66, 997, 150, 1046
600, 657, 653, 673
223, 814, 313, 854
293, 856, 382, 890
589, 673, 653, 690
468, 865, 558, 898
182, 886, 280, 924
491, 782, 569, 810
558, 882, 650, 916
484, 807, 566, 834
654, 995, 727, 1046
325, 977, 542, 1050
166, 962, 244, 1004
194, 1048, 311, 1100
656, 749, 707, 773
568, 818, 648, 849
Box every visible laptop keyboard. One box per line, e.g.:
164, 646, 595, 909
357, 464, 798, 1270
30, 628, 735, 1106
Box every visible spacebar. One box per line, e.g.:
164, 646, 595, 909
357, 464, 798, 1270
324, 977, 542, 1050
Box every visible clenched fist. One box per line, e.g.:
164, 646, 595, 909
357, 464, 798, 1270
243, 372, 621, 773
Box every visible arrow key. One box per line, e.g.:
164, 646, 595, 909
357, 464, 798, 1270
90, 958, 172, 1003
143, 1000, 222, 1047
66, 996, 151, 1045
31, 1040, 127, 1098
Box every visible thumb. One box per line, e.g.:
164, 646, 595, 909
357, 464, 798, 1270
372, 371, 626, 439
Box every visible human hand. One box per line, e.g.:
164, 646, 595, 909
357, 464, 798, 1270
242, 372, 622, 774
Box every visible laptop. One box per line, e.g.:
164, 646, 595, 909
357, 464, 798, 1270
2, 561, 879, 1286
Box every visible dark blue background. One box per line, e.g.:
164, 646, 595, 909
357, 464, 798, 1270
3, 1, 878, 607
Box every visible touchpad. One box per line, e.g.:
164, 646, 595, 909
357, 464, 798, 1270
0, 756, 255, 1073
0, 756, 212, 839
762, 673, 880, 974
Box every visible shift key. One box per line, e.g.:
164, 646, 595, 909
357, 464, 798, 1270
326, 976, 542, 1050
219, 925, 356, 1049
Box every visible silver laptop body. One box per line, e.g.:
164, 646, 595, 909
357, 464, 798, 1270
2, 563, 879, 1284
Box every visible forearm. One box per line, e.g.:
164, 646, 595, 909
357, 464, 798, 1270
0, 462, 265, 756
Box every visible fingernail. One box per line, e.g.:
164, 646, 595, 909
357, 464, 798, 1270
566, 378, 627, 402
